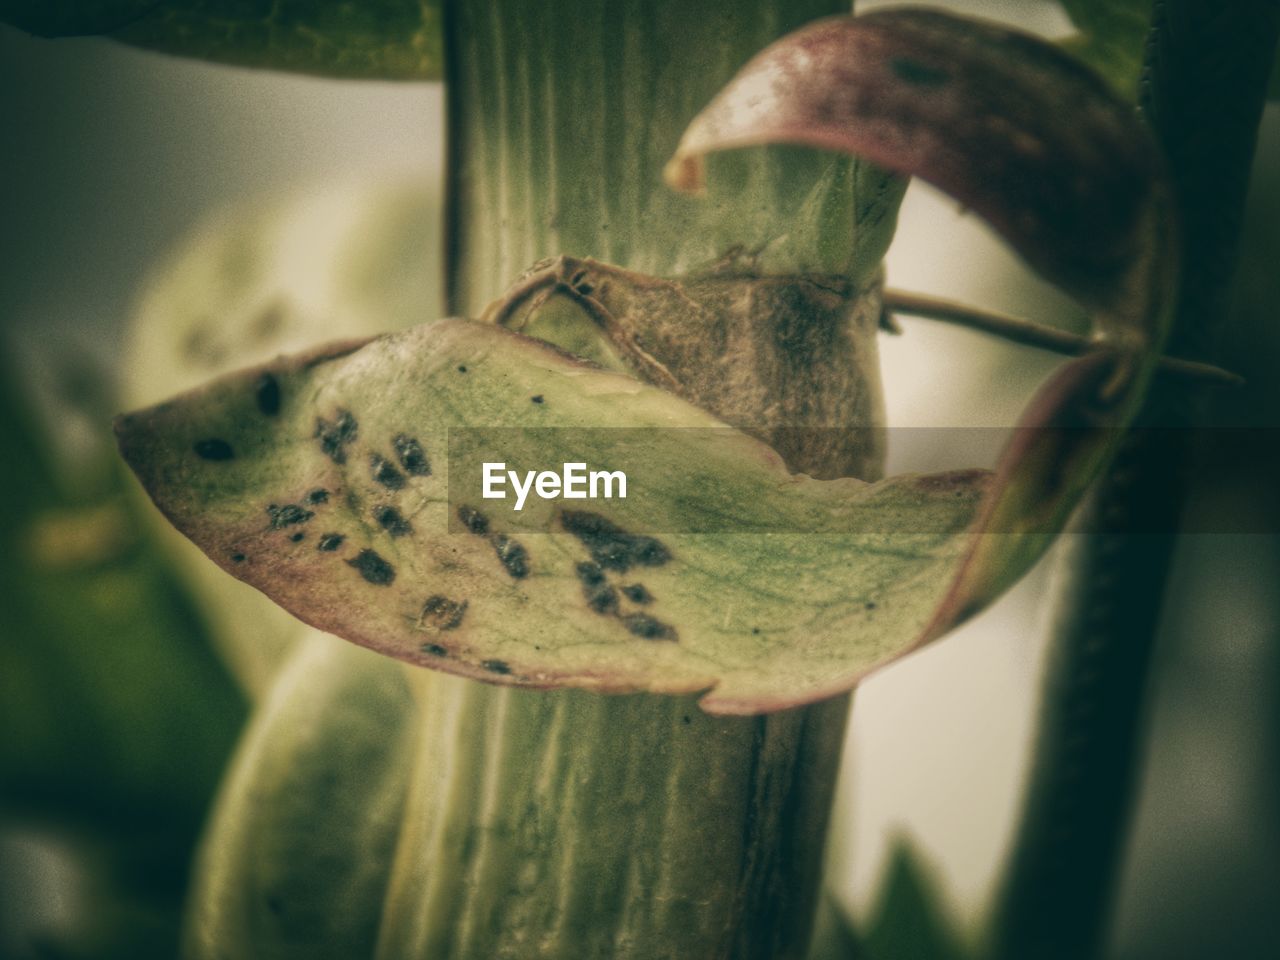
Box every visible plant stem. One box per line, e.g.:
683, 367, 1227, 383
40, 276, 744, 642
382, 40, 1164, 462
380, 2, 898, 957
991, 4, 1279, 959
881, 289, 1242, 386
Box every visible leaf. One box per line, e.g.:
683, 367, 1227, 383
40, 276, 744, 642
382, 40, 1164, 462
861, 840, 968, 960
807, 894, 864, 960
1056, 0, 1154, 99
122, 178, 442, 699
0, 0, 155, 36
665, 7, 1176, 639
665, 8, 1170, 325
184, 633, 416, 959
117, 318, 988, 715
0, 0, 443, 81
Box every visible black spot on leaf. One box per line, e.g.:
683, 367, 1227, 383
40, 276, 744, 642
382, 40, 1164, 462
347, 549, 395, 585
561, 511, 671, 572
315, 410, 358, 464
621, 583, 654, 605
420, 595, 468, 631
457, 364, 468, 373
492, 535, 530, 579
231, 553, 246, 563
421, 643, 448, 657
583, 581, 619, 615
255, 373, 281, 416
306, 488, 329, 505
289, 532, 305, 543
317, 533, 345, 552
482, 659, 511, 675
267, 503, 314, 529
370, 453, 406, 490
458, 505, 490, 535
394, 434, 431, 476
575, 561, 605, 586
622, 613, 677, 641
376, 505, 412, 537
194, 438, 234, 461
531, 395, 544, 404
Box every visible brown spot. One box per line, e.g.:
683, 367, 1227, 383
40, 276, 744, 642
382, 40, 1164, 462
317, 532, 345, 552
194, 438, 234, 461
315, 410, 358, 464
394, 434, 431, 476
347, 549, 395, 585
420, 595, 468, 631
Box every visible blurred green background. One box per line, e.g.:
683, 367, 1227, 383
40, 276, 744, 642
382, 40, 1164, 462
2, 1, 1277, 957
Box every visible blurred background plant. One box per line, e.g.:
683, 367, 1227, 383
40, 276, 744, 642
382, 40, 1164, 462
1, 1, 1277, 958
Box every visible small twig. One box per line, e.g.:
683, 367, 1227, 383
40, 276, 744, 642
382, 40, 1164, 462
883, 288, 1243, 387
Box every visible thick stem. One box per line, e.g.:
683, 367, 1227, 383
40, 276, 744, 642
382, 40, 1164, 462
991, 5, 1279, 959
378, 1, 894, 957
378, 677, 850, 960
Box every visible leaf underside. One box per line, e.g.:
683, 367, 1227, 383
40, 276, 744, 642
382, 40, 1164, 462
666, 7, 1166, 319
117, 319, 988, 715
0, 0, 443, 80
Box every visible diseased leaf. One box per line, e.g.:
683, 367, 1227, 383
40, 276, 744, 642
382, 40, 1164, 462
122, 179, 442, 699
666, 7, 1176, 639
1057, 0, 1154, 99
0, 0, 443, 80
117, 319, 987, 715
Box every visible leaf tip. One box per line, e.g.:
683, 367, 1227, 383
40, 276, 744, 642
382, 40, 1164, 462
662, 152, 706, 195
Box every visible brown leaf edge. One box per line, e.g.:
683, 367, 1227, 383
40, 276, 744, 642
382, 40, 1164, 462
666, 7, 1177, 644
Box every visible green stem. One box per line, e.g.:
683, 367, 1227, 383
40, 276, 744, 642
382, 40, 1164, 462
376, 1, 899, 957
991, 4, 1279, 959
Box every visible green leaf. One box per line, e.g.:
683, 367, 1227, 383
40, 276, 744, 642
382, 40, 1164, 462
666, 7, 1177, 639
184, 633, 416, 959
1057, 0, 1154, 99
0, 0, 155, 36
861, 841, 968, 960
116, 318, 987, 715
807, 894, 864, 960
0, 0, 443, 80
